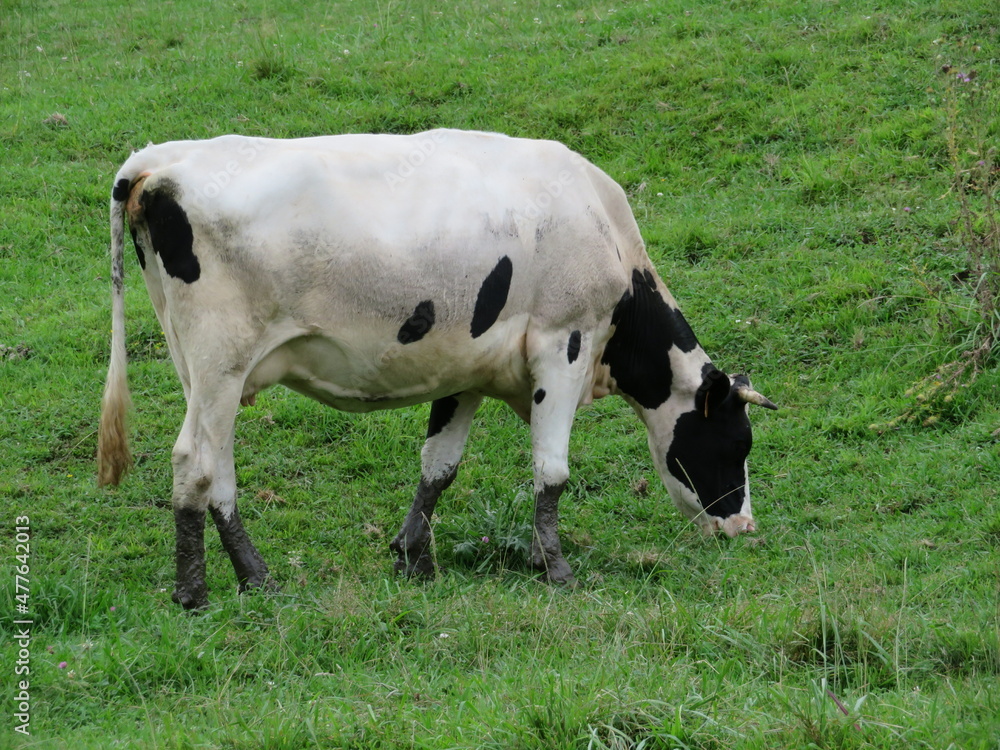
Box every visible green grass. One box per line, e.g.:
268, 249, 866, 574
2, 0, 1000, 747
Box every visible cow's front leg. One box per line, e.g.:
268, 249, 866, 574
390, 470, 457, 578
391, 393, 483, 577
208, 421, 272, 593
526, 327, 593, 586
530, 479, 574, 584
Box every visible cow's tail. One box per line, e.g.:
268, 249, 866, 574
97, 179, 134, 486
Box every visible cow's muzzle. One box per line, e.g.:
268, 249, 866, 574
702, 514, 756, 538
723, 514, 755, 537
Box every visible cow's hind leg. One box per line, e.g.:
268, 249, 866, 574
390, 393, 483, 578
211, 505, 271, 594
526, 327, 592, 586
171, 379, 268, 608
208, 425, 272, 594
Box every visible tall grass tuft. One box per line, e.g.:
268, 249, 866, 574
873, 45, 999, 432
942, 61, 1000, 361
248, 21, 297, 82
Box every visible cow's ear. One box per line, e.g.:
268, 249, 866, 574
696, 367, 731, 418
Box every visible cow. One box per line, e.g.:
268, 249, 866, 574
97, 129, 776, 609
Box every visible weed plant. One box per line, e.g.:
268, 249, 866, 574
876, 44, 1000, 433
1, 0, 1000, 748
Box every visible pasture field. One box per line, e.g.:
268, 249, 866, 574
2, 0, 999, 747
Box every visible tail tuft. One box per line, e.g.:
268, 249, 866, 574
98, 181, 133, 487
97, 357, 132, 486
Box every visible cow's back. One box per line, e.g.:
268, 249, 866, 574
118, 130, 636, 408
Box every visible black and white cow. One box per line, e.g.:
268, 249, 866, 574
98, 129, 776, 609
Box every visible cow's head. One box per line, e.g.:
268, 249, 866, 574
601, 265, 777, 537
656, 368, 776, 537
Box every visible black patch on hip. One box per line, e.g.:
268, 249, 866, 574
601, 268, 702, 409
470, 255, 513, 338
144, 188, 201, 283
426, 395, 459, 439
129, 226, 146, 270
533, 388, 546, 404
567, 330, 582, 364
398, 300, 436, 344
112, 177, 130, 202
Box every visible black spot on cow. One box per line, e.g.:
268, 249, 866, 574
112, 177, 130, 203
665, 305, 699, 354
638, 270, 697, 352
398, 300, 435, 344
666, 372, 751, 520
534, 388, 546, 404
470, 255, 513, 338
426, 395, 459, 439
567, 330, 581, 364
129, 226, 146, 270
144, 188, 200, 283
601, 268, 703, 409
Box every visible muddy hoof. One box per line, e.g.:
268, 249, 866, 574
542, 570, 578, 588
533, 555, 577, 587
393, 554, 436, 579
171, 585, 209, 611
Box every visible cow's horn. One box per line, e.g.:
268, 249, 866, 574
737, 386, 778, 410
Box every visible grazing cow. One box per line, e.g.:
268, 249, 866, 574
98, 129, 776, 609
